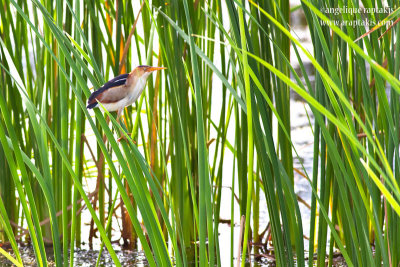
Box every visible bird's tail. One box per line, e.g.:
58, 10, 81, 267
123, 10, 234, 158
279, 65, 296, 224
86, 102, 98, 109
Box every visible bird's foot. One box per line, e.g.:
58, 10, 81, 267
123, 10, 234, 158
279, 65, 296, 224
117, 133, 136, 144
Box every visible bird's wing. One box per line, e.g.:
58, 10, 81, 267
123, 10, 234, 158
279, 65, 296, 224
87, 73, 129, 108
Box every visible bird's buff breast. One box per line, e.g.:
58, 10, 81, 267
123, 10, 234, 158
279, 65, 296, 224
126, 78, 147, 105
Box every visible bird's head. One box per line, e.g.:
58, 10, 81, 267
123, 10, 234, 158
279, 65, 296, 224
131, 65, 167, 79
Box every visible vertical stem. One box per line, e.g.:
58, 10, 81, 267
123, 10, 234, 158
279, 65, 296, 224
70, 0, 82, 265
182, 1, 214, 265
238, 1, 254, 266
56, 0, 69, 265
236, 215, 246, 267
253, 167, 260, 254
231, 121, 236, 267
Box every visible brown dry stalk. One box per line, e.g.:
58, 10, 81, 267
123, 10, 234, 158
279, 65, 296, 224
89, 117, 109, 247
236, 215, 246, 267
119, 1, 145, 73
206, 138, 216, 149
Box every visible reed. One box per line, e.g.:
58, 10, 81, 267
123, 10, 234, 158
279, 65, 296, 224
1, 0, 400, 266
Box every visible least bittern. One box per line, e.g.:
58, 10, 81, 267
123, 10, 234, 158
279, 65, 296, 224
87, 65, 166, 139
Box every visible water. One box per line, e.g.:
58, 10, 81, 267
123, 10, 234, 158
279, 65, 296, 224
0, 245, 148, 266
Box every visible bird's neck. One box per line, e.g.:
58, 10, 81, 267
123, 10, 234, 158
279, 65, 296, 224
130, 77, 147, 94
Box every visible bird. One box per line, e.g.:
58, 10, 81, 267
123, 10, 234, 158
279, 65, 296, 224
87, 65, 166, 118
87, 65, 166, 140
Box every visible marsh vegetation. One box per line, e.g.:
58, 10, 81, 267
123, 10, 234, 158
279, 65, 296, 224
1, 0, 400, 266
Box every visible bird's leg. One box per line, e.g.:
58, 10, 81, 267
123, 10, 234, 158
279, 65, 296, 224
121, 108, 129, 129
116, 108, 134, 143
116, 108, 127, 141
116, 108, 123, 124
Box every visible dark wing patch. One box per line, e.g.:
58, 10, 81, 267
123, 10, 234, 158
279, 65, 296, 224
87, 73, 129, 108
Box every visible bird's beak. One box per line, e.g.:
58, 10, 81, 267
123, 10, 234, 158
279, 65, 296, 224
147, 66, 167, 72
